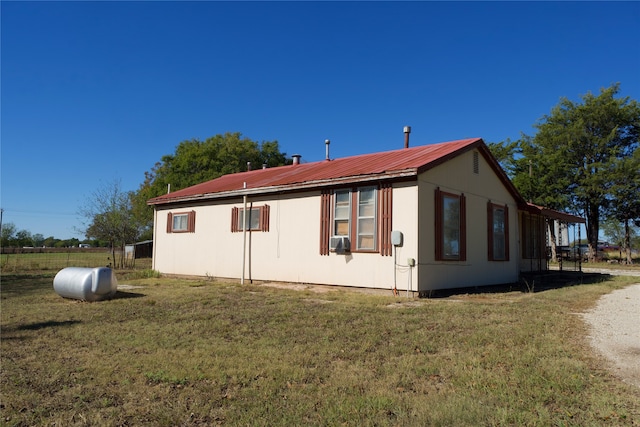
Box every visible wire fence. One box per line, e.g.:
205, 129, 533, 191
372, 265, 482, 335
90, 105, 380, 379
0, 248, 152, 273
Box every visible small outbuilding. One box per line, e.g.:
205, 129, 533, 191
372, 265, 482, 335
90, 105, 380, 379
125, 240, 153, 260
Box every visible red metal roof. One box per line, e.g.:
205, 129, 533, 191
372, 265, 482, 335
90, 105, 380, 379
148, 138, 491, 205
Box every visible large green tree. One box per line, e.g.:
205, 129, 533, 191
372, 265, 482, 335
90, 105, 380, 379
507, 84, 640, 261
131, 132, 288, 239
606, 146, 640, 263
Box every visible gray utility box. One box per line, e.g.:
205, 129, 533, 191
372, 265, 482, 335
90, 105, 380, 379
53, 267, 117, 301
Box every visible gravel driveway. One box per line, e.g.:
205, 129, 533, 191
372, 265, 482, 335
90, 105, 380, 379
582, 283, 640, 388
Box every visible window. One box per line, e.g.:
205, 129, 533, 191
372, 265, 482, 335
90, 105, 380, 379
166, 211, 196, 233
319, 185, 392, 255
435, 188, 466, 261
239, 208, 261, 230
357, 188, 376, 250
231, 205, 270, 232
333, 186, 377, 251
173, 214, 188, 231
333, 190, 350, 236
488, 202, 509, 261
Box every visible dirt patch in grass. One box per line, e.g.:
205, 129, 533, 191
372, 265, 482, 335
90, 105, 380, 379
583, 283, 640, 388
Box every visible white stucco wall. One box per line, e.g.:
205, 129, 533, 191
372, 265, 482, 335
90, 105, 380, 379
152, 183, 419, 291
152, 149, 524, 291
415, 149, 520, 291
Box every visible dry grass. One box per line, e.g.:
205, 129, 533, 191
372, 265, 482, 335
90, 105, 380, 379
0, 251, 153, 273
1, 271, 639, 426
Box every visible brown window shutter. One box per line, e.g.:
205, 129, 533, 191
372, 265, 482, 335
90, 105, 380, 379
261, 205, 270, 232
167, 212, 173, 233
379, 184, 392, 256
188, 211, 196, 233
504, 204, 509, 261
460, 193, 467, 261
319, 190, 331, 255
487, 201, 494, 260
434, 188, 442, 261
231, 207, 238, 232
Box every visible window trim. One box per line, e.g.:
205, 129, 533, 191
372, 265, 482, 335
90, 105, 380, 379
435, 188, 466, 261
166, 211, 196, 233
487, 202, 509, 261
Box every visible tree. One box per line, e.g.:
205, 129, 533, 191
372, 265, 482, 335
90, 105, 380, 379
1, 222, 17, 247
512, 84, 640, 262
131, 132, 288, 237
31, 233, 45, 248
607, 147, 640, 263
487, 138, 521, 179
491, 135, 574, 261
81, 179, 141, 268
15, 229, 33, 247
43, 236, 59, 248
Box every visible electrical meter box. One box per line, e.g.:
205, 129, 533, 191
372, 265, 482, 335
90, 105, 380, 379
391, 230, 403, 247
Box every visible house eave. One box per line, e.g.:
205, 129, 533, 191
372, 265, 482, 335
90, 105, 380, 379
148, 169, 417, 206
520, 202, 586, 224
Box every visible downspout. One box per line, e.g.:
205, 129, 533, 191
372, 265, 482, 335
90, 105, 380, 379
152, 208, 158, 271
242, 182, 247, 284
248, 202, 253, 284
393, 246, 398, 295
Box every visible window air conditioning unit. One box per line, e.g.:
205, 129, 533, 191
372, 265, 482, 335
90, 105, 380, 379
329, 236, 350, 252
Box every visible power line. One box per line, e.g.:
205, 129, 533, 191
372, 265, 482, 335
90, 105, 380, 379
2, 209, 78, 217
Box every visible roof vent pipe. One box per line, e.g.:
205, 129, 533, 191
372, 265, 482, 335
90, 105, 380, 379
325, 139, 331, 161
247, 161, 251, 171
292, 154, 301, 165
403, 126, 411, 148
262, 163, 267, 169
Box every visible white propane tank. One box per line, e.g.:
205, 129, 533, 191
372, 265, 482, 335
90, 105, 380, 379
53, 267, 117, 301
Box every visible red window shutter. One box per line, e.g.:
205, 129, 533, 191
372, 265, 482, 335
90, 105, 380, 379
167, 212, 173, 233
460, 193, 467, 261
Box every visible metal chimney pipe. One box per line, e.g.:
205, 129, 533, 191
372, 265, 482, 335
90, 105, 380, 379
247, 161, 251, 171
325, 139, 330, 160
292, 154, 301, 165
403, 126, 411, 148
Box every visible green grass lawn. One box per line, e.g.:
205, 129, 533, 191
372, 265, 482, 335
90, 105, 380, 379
1, 272, 639, 426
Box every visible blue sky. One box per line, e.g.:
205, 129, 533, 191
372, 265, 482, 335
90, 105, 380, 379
2, 1, 639, 240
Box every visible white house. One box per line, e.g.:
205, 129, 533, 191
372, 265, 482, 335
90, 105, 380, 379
147, 138, 584, 293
